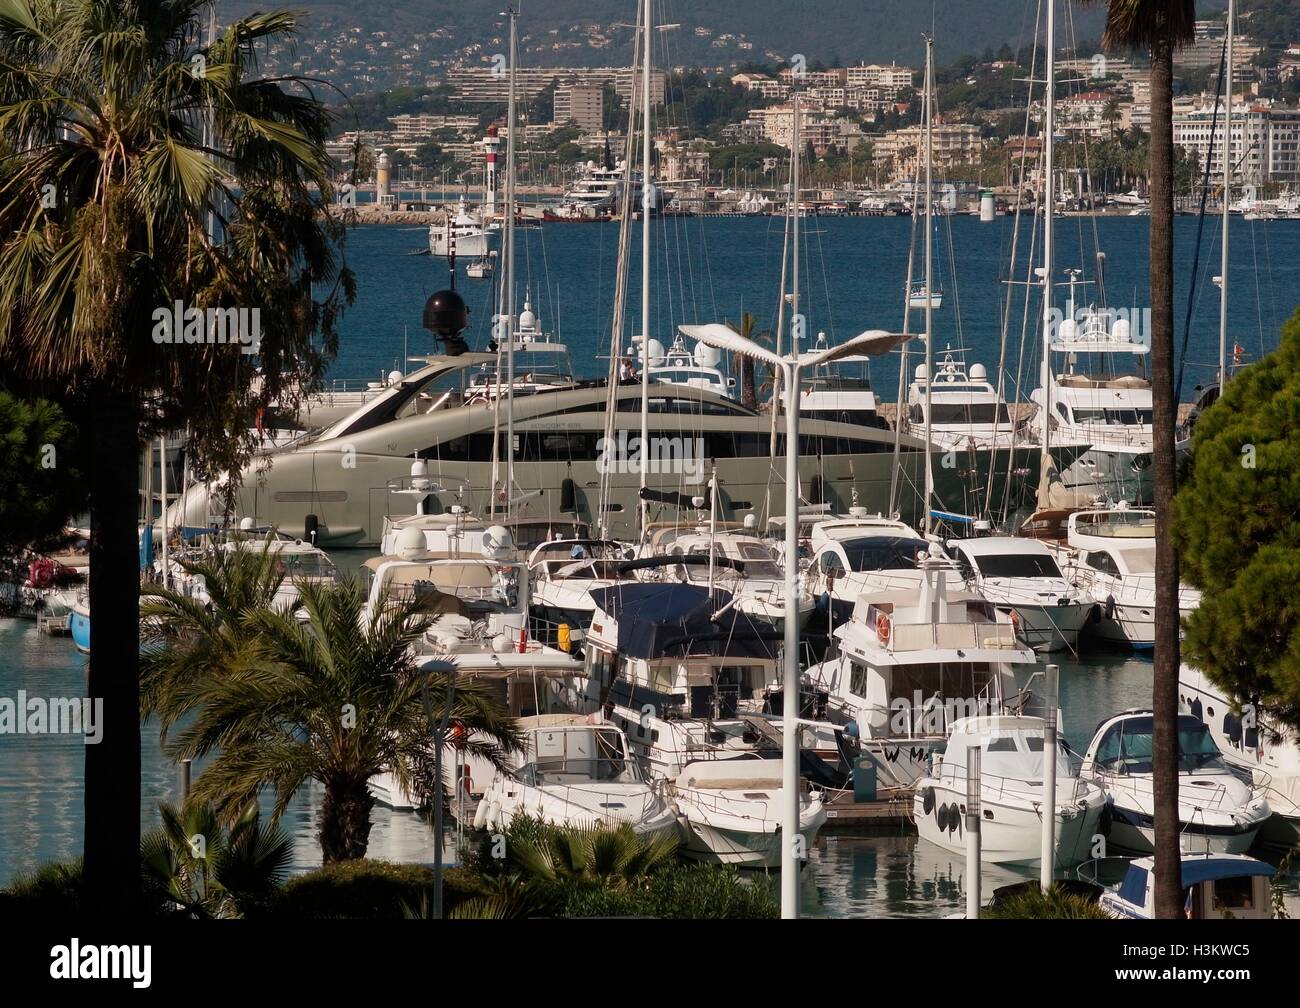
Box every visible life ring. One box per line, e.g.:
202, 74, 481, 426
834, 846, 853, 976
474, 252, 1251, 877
875, 611, 891, 645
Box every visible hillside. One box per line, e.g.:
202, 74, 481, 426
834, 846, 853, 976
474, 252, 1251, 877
217, 0, 1107, 77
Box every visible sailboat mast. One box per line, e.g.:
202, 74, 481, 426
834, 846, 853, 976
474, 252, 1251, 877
1220, 0, 1234, 386
1040, 1, 1056, 465
792, 92, 801, 353
922, 38, 935, 535
638, 0, 652, 543
503, 8, 518, 514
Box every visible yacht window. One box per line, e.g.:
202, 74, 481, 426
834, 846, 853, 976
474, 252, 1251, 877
849, 660, 870, 699
806, 409, 889, 430
974, 553, 1063, 579
842, 536, 927, 573
986, 737, 1017, 752
1071, 407, 1153, 426
1212, 876, 1255, 911
885, 663, 994, 736
819, 552, 847, 577
1055, 402, 1070, 420
1085, 551, 1121, 576
928, 403, 1011, 424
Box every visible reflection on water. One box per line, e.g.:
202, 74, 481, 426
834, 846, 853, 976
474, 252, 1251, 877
3, 616, 1298, 919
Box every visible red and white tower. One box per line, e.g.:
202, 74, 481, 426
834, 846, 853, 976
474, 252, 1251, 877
482, 125, 501, 220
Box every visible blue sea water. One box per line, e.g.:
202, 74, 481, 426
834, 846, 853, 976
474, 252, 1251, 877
326, 213, 1300, 400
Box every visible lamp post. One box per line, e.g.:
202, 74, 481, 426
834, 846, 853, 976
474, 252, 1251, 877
680, 322, 906, 918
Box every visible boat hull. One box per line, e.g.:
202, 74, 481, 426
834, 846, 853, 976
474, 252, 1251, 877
68, 603, 91, 655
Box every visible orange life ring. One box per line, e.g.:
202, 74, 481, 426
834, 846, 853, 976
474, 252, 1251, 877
875, 611, 891, 645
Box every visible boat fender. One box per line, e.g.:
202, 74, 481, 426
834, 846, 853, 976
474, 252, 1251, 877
486, 799, 502, 831
472, 795, 490, 830
937, 802, 950, 830
1105, 595, 1116, 621
557, 623, 572, 653
921, 786, 935, 815
560, 477, 577, 514
1089, 603, 1102, 625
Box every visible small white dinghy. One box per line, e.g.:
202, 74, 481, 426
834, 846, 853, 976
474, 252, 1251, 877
913, 715, 1107, 866
669, 758, 826, 868
475, 715, 677, 836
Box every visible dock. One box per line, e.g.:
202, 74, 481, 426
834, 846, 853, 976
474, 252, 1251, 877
821, 786, 916, 831
37, 613, 70, 637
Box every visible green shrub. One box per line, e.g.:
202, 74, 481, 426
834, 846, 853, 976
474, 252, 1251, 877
0, 859, 84, 918
981, 884, 1110, 919
272, 859, 485, 918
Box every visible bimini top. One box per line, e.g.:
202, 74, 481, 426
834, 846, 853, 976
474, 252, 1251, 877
1119, 854, 1275, 904
587, 582, 780, 661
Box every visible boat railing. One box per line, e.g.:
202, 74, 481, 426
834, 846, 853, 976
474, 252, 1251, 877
928, 760, 1092, 805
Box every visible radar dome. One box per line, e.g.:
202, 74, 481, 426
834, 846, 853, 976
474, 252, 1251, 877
643, 338, 665, 366
238, 516, 255, 531
396, 526, 427, 560
1111, 317, 1130, 342
1058, 318, 1078, 342
387, 370, 403, 386
492, 633, 512, 654
694, 341, 721, 368
969, 363, 987, 381
518, 300, 537, 331
482, 525, 514, 557
422, 288, 469, 339
915, 363, 929, 380
410, 458, 430, 491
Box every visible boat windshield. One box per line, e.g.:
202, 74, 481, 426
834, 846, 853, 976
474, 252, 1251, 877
1094, 716, 1228, 774
521, 728, 643, 785
973, 552, 1062, 579
842, 536, 928, 573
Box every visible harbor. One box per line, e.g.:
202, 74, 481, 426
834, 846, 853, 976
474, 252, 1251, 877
4, 0, 1300, 963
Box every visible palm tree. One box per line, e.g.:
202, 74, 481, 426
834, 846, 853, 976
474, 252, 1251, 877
503, 819, 679, 889
1082, 0, 1196, 920
1101, 96, 1124, 137
141, 553, 523, 862
727, 311, 770, 409
0, 2, 353, 911
140, 800, 293, 918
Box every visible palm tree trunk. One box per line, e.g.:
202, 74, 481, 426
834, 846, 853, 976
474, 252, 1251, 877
741, 357, 756, 410
320, 779, 376, 862
1148, 34, 1183, 921
82, 384, 142, 912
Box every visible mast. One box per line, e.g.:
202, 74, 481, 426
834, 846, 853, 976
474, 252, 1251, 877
638, 0, 653, 543
792, 92, 801, 356
922, 38, 935, 535
1040, 0, 1056, 474
503, 7, 518, 514
1219, 0, 1234, 387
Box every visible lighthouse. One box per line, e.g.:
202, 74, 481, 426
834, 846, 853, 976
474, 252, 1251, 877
482, 125, 501, 221
376, 150, 393, 206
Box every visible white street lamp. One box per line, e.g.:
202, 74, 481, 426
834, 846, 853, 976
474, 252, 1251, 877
680, 322, 905, 918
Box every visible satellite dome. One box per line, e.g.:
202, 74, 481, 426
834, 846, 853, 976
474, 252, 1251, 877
410, 458, 430, 491
387, 370, 403, 386
1058, 318, 1078, 342
915, 363, 929, 380
482, 525, 514, 557
518, 299, 537, 331
396, 526, 427, 560
238, 516, 255, 531
694, 342, 721, 368
1111, 317, 1130, 342
969, 363, 987, 381
644, 338, 665, 366
423, 288, 469, 337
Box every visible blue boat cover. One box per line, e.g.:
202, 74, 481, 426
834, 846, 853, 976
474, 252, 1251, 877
1180, 858, 1275, 887
587, 582, 781, 661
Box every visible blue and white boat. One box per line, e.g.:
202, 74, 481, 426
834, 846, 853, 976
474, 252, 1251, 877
1099, 853, 1277, 920
67, 596, 90, 654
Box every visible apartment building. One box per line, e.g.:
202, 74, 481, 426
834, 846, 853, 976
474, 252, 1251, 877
846, 62, 914, 91
553, 82, 603, 133
874, 123, 982, 178
1172, 98, 1300, 184
447, 65, 665, 106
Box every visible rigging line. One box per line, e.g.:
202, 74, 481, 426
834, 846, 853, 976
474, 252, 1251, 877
1176, 33, 1228, 399
987, 0, 1042, 512
888, 130, 926, 520
1002, 152, 1043, 524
